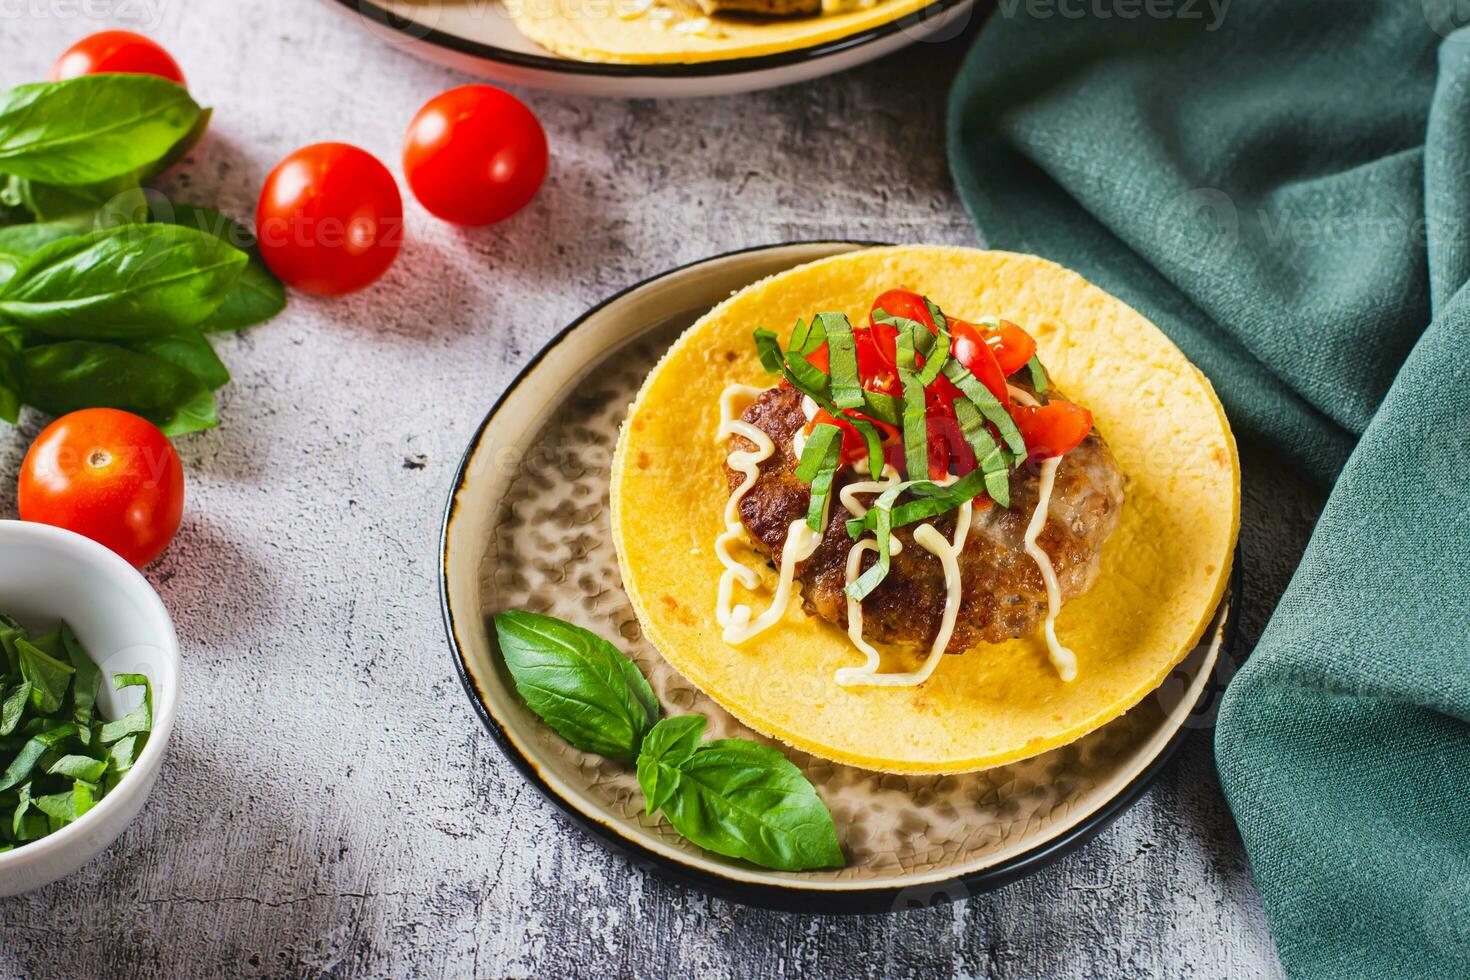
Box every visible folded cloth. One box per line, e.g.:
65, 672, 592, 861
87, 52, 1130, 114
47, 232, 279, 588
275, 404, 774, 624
947, 2, 1470, 976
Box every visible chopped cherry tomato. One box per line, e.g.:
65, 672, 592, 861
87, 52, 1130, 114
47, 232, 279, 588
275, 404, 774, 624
49, 31, 185, 85
804, 328, 899, 396
1010, 400, 1094, 460
948, 321, 1011, 403
984, 320, 1038, 376
255, 143, 403, 296
403, 85, 548, 226
18, 409, 185, 568
807, 409, 899, 469
870, 288, 936, 332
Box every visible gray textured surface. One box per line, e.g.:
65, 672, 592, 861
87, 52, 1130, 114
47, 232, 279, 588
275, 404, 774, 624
0, 4, 1311, 977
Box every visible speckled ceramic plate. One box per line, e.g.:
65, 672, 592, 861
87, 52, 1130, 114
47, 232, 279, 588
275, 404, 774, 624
326, 0, 978, 98
440, 241, 1237, 912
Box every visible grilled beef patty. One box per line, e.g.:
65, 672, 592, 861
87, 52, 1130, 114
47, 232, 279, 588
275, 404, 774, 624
724, 384, 1125, 654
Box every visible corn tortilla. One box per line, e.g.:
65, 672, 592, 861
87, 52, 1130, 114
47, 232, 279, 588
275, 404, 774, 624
610, 246, 1239, 774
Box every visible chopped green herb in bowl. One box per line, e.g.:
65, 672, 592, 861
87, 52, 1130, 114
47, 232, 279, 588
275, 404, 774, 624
0, 616, 152, 850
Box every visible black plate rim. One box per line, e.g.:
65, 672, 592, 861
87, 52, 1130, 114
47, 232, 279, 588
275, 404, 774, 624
439, 240, 1241, 913
336, 0, 977, 79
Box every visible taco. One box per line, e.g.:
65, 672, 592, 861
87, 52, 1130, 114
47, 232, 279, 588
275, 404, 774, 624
610, 246, 1238, 774
507, 0, 936, 65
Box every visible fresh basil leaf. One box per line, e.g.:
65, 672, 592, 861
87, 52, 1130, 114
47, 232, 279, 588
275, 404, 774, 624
153, 204, 286, 332
0, 724, 76, 792
0, 683, 30, 736
128, 331, 229, 390
60, 625, 100, 737
0, 75, 202, 185
11, 175, 147, 228
0, 221, 83, 285
47, 754, 105, 783
636, 715, 706, 814
493, 610, 660, 763
99, 674, 152, 745
0, 224, 247, 341
138, 106, 211, 183
16, 638, 74, 714
20, 340, 218, 435
637, 722, 844, 872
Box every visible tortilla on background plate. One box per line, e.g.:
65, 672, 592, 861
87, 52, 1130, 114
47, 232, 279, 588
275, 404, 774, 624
506, 0, 937, 64
611, 245, 1239, 774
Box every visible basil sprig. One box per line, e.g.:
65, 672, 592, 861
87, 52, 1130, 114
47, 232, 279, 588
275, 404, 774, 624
493, 612, 845, 872
637, 715, 844, 872
0, 75, 287, 433
0, 616, 152, 850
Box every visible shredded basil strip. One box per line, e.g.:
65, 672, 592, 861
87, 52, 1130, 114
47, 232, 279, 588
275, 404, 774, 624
923, 297, 948, 333
941, 359, 1027, 457
895, 329, 929, 480
752, 328, 784, 374
800, 424, 844, 532
844, 472, 991, 539
794, 421, 842, 482
780, 348, 901, 426
1026, 354, 1049, 393
912, 320, 950, 387
819, 312, 864, 410
845, 480, 923, 601
953, 397, 1013, 508
789, 316, 827, 357
847, 414, 887, 478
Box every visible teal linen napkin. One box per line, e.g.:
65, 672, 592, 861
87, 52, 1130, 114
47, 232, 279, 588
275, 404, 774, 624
948, 3, 1470, 976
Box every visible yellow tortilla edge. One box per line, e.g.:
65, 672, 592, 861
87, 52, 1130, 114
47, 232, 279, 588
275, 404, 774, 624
509, 0, 938, 65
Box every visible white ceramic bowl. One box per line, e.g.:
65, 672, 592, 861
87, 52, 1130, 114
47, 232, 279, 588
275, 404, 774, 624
0, 520, 179, 896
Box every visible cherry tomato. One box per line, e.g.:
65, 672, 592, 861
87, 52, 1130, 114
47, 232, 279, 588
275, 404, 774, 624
403, 85, 548, 226
49, 31, 185, 85
807, 409, 899, 469
984, 320, 1038, 376
255, 143, 403, 296
870, 288, 936, 333
946, 321, 1011, 404
18, 409, 185, 568
1010, 400, 1094, 460
805, 328, 899, 396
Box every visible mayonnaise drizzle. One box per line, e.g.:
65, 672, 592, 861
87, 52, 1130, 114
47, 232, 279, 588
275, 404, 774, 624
835, 475, 971, 687
1024, 457, 1077, 681
715, 384, 822, 646
1009, 384, 1078, 681
713, 353, 1081, 684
